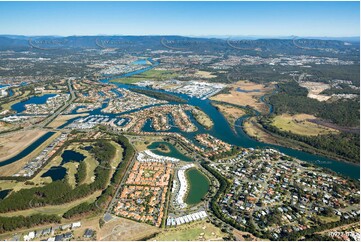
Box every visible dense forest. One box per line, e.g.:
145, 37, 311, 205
129, 88, 187, 103
0, 214, 61, 233
269, 81, 360, 127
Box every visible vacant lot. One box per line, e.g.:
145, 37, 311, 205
233, 229, 265, 241
210, 80, 273, 113
272, 113, 338, 136
99, 216, 159, 241
153, 220, 226, 241
299, 81, 331, 101
47, 113, 89, 128
0, 129, 47, 161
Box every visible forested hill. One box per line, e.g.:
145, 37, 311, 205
0, 35, 359, 58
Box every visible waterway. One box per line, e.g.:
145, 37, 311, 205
2, 59, 358, 180
0, 132, 56, 167
185, 168, 210, 205
11, 94, 56, 113
99, 72, 360, 179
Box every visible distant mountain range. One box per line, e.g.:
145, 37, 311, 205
0, 35, 358, 52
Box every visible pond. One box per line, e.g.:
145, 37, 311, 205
41, 166, 67, 181
185, 168, 210, 205
0, 189, 11, 200
61, 150, 86, 165
41, 150, 86, 181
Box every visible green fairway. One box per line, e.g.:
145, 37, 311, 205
111, 69, 178, 84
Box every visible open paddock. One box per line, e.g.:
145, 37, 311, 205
210, 80, 273, 113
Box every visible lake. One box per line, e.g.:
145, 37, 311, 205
11, 94, 56, 113
185, 168, 210, 205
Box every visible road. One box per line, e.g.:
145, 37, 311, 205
36, 79, 76, 128
104, 138, 137, 219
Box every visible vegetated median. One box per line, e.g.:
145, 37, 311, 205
129, 88, 187, 103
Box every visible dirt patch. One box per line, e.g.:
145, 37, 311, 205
299, 81, 331, 101
233, 229, 266, 241
99, 216, 159, 241
0, 129, 47, 161
210, 80, 273, 113
0, 131, 60, 177
47, 113, 89, 128
153, 220, 226, 241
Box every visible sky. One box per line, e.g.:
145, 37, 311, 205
0, 1, 359, 37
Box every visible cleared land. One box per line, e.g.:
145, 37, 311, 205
111, 69, 178, 84
298, 81, 331, 101
212, 103, 246, 128
0, 129, 47, 161
153, 221, 226, 241
0, 121, 17, 133
210, 80, 273, 113
0, 131, 60, 177
233, 229, 266, 241
194, 70, 217, 79
272, 114, 338, 136
46, 113, 89, 128
99, 216, 159, 241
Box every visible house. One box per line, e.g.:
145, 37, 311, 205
83, 229, 95, 238
72, 221, 81, 229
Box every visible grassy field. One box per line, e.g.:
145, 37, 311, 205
63, 162, 78, 188
210, 80, 273, 113
272, 114, 339, 136
212, 103, 246, 128
153, 221, 226, 241
317, 215, 340, 224
111, 69, 178, 84
128, 135, 164, 152
192, 109, 214, 129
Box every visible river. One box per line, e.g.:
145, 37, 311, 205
1, 60, 359, 180
99, 60, 359, 179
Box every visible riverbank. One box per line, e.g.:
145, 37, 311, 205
242, 116, 359, 165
